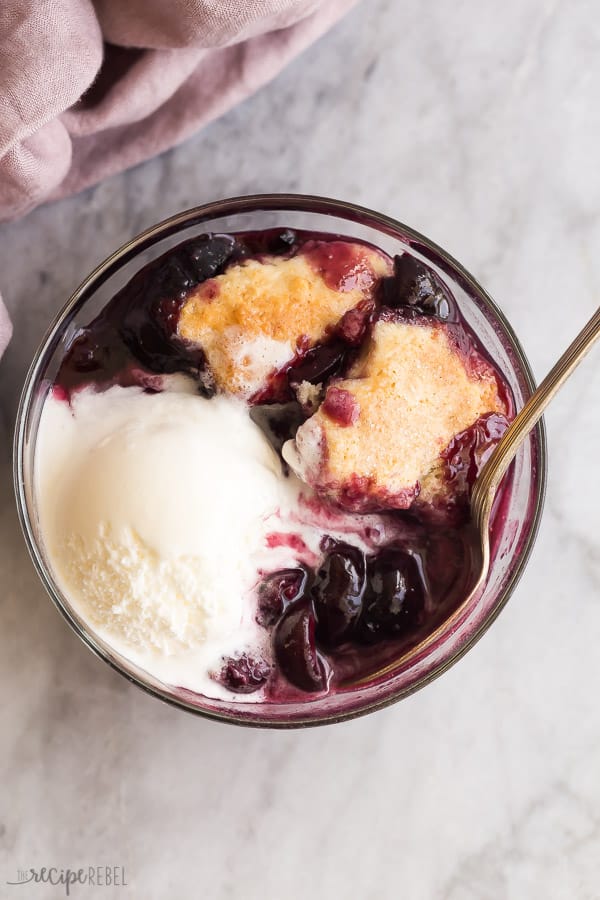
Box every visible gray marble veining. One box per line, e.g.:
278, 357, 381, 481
1, 0, 599, 897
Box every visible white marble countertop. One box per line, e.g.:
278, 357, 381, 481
1, 1, 599, 897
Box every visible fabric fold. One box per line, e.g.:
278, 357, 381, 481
0, 0, 357, 222
0, 0, 359, 357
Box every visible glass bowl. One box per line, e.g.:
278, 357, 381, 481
13, 194, 547, 728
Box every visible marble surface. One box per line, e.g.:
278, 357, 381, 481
1, 1, 599, 897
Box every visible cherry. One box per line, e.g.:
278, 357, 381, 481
217, 654, 271, 693
257, 567, 309, 627
65, 331, 111, 374
288, 340, 347, 387
312, 541, 366, 647
154, 256, 195, 300
273, 601, 328, 692
120, 235, 236, 375
359, 548, 426, 643
336, 299, 374, 344
184, 234, 237, 283
442, 412, 510, 493
57, 323, 133, 394
267, 229, 297, 254
381, 254, 450, 320
56, 234, 238, 395
322, 386, 360, 426
232, 228, 298, 257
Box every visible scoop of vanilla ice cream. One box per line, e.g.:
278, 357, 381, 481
35, 382, 296, 669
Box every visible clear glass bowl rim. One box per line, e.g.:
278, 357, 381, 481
13, 193, 548, 728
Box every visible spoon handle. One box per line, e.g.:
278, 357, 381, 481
473, 304, 600, 506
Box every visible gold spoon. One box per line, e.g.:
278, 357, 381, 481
469, 303, 600, 597
351, 303, 600, 685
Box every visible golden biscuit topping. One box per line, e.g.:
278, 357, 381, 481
177, 244, 390, 397
285, 318, 507, 510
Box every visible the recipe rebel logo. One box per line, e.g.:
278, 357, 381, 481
6, 866, 128, 895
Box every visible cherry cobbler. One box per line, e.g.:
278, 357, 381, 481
41, 229, 513, 701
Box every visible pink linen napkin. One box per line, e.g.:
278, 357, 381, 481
0, 0, 358, 360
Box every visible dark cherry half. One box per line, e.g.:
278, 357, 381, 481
273, 601, 329, 693
287, 339, 348, 388
312, 541, 367, 647
358, 548, 427, 644
335, 299, 375, 344
381, 253, 451, 320
256, 567, 309, 628
442, 412, 510, 494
